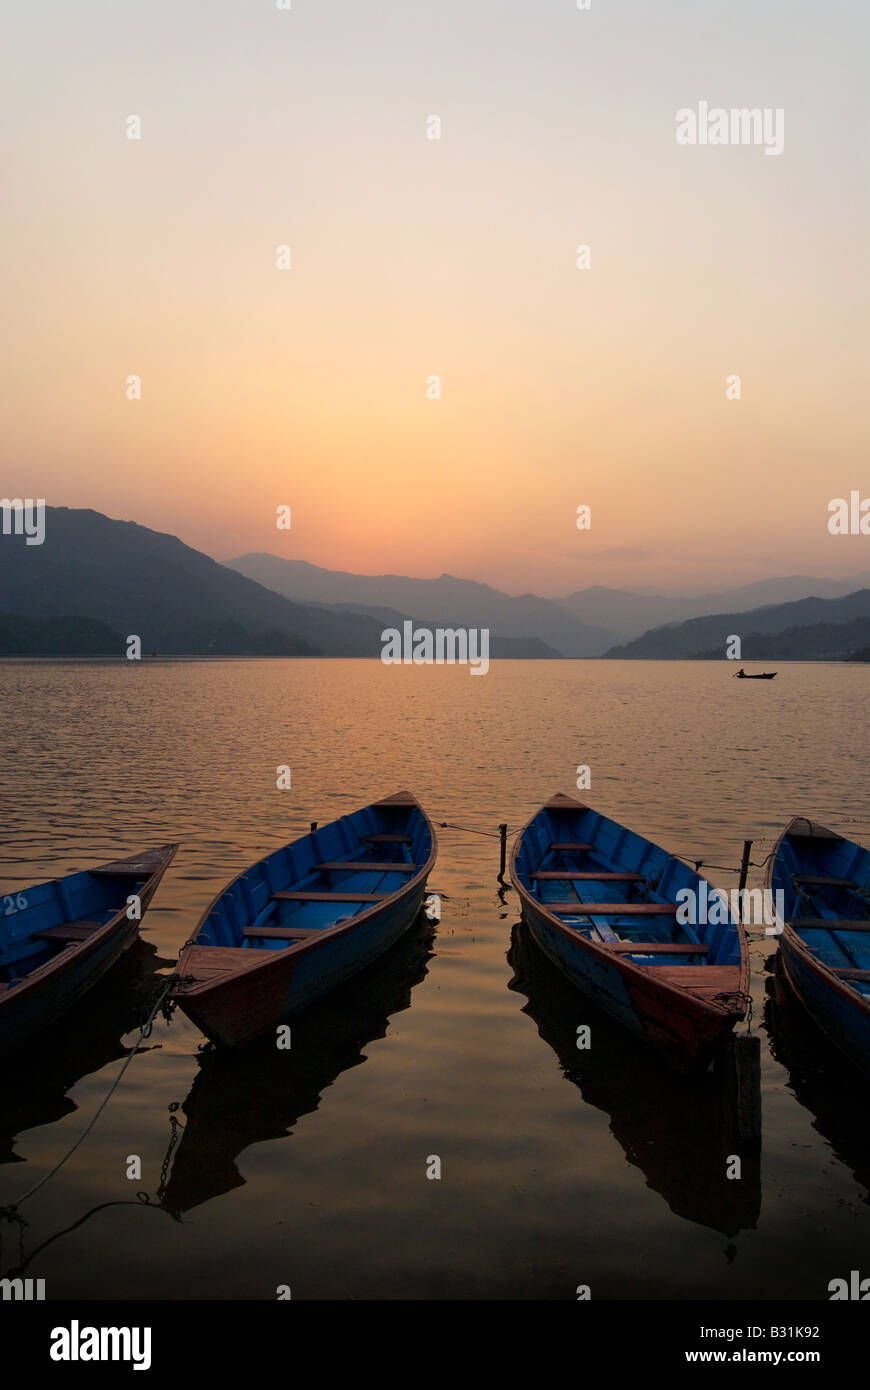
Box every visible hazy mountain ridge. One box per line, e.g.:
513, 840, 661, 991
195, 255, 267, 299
3, 511, 868, 660
694, 616, 870, 662
0, 509, 374, 656
226, 552, 870, 655
0, 509, 559, 658
225, 553, 612, 657
555, 573, 870, 638
605, 589, 870, 660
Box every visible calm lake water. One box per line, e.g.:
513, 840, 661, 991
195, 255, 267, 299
1, 658, 868, 1300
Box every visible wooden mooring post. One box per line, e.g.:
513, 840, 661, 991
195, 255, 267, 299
737, 839, 752, 896
498, 824, 508, 881
721, 1032, 762, 1145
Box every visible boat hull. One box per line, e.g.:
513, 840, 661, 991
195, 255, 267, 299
178, 879, 431, 1048
523, 899, 743, 1073
174, 793, 436, 1048
767, 816, 870, 1079
0, 845, 177, 1057
779, 930, 870, 1079
510, 794, 748, 1073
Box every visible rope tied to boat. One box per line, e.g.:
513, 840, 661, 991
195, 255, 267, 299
0, 972, 179, 1219
437, 821, 507, 839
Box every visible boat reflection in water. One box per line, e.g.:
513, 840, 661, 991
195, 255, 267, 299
160, 915, 436, 1215
0, 938, 173, 1167
508, 921, 761, 1236
765, 958, 870, 1201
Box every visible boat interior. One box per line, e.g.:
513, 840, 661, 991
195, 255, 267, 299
0, 859, 156, 992
194, 798, 432, 953
775, 824, 870, 999
517, 801, 743, 972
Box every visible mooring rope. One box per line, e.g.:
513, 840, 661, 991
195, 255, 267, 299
0, 974, 177, 1224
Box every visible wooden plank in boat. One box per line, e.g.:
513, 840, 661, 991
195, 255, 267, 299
647, 965, 741, 993
177, 944, 272, 986
547, 902, 674, 915
243, 926, 324, 941
532, 871, 642, 882
832, 968, 870, 982
272, 890, 389, 903
548, 842, 593, 852
792, 917, 870, 931
601, 941, 708, 955
34, 920, 104, 942
92, 849, 169, 876
315, 861, 416, 873
793, 875, 858, 889
363, 834, 412, 844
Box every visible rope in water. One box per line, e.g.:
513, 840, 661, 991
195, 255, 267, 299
0, 974, 177, 1226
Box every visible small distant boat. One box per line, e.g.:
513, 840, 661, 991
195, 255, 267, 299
767, 817, 870, 1077
0, 844, 178, 1057
734, 669, 777, 679
173, 792, 436, 1048
510, 795, 749, 1072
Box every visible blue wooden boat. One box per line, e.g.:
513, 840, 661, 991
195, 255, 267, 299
767, 816, 870, 1078
0, 844, 178, 1057
173, 793, 436, 1047
510, 795, 749, 1072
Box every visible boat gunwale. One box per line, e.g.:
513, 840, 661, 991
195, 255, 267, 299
176, 793, 437, 996
766, 814, 870, 1020
509, 795, 750, 1022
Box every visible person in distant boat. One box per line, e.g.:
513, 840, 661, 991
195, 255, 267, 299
735, 668, 746, 678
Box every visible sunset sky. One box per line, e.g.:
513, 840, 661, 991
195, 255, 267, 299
3, 0, 868, 595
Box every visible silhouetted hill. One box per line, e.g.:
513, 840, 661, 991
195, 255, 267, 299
0, 509, 560, 658
556, 573, 870, 639
605, 590, 870, 660
693, 617, 870, 662
225, 553, 611, 656
0, 509, 382, 656
227, 552, 870, 653
0, 613, 121, 655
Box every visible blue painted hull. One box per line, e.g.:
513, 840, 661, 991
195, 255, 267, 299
0, 845, 178, 1057
510, 795, 749, 1072
768, 817, 870, 1078
175, 792, 436, 1047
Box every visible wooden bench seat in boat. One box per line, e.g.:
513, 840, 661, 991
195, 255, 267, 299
792, 918, 870, 931
548, 843, 593, 852
547, 902, 674, 915
34, 920, 104, 942
271, 890, 389, 903
531, 871, 643, 882
315, 861, 415, 873
243, 926, 324, 941
600, 941, 708, 955
362, 834, 412, 845
793, 876, 858, 889
832, 968, 870, 982
642, 965, 742, 998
